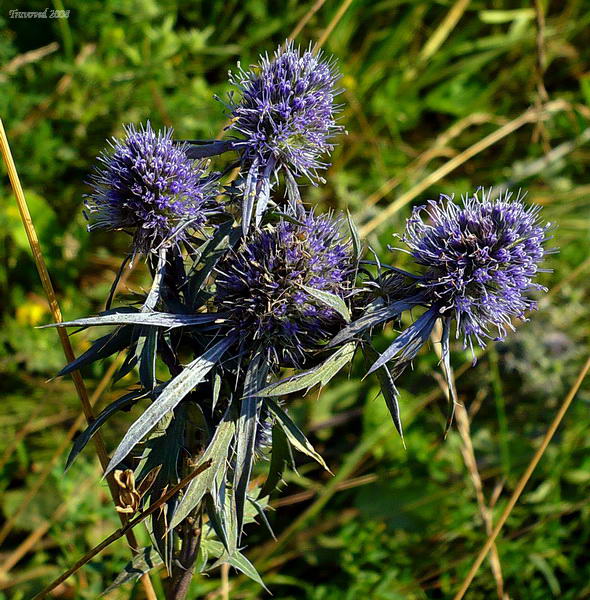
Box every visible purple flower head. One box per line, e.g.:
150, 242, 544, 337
402, 189, 552, 350
215, 209, 355, 366
85, 122, 218, 254
227, 41, 343, 188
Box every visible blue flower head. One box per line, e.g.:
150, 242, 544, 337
214, 208, 355, 366
227, 41, 343, 220
403, 189, 552, 350
85, 122, 217, 254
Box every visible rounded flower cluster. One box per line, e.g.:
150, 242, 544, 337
227, 41, 343, 184
85, 122, 216, 254
215, 210, 354, 366
403, 190, 551, 349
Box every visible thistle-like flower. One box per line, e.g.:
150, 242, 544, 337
85, 122, 217, 254
214, 208, 355, 366
227, 42, 343, 231
403, 189, 551, 350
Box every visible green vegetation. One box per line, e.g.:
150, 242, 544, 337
1, 1, 589, 598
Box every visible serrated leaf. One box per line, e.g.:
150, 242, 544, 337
258, 342, 356, 397
66, 389, 149, 470
170, 412, 236, 528
266, 399, 330, 472
102, 546, 163, 596
210, 552, 268, 591
301, 285, 351, 322
106, 336, 234, 474
366, 307, 439, 376
44, 310, 219, 330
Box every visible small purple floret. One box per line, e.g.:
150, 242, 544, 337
402, 189, 552, 350
85, 122, 216, 254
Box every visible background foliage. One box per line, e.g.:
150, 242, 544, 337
1, 1, 589, 598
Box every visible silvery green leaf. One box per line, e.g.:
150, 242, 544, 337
234, 351, 268, 538
44, 310, 219, 330
106, 336, 234, 474
301, 285, 351, 322
170, 411, 236, 528
266, 399, 330, 472
258, 342, 356, 397
66, 389, 149, 470
101, 546, 163, 596
366, 307, 439, 376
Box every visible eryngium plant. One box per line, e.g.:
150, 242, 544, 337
43, 41, 553, 598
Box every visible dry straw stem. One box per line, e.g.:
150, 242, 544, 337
31, 460, 212, 600
359, 99, 572, 237
0, 118, 157, 600
453, 354, 590, 600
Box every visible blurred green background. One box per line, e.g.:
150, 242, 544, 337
1, 1, 589, 598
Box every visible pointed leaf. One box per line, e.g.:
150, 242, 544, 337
44, 310, 219, 330
366, 307, 439, 376
102, 546, 163, 596
346, 209, 362, 262
266, 399, 330, 472
57, 326, 135, 377
66, 390, 149, 470
185, 140, 235, 159
234, 352, 268, 538
258, 342, 356, 397
242, 159, 259, 235
327, 297, 423, 348
363, 345, 405, 446
259, 423, 290, 498
106, 336, 234, 473
170, 412, 236, 528
210, 552, 268, 591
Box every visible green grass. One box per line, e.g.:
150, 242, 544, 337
1, 1, 590, 598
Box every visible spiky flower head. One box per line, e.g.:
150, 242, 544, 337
402, 189, 551, 350
215, 209, 355, 366
227, 41, 343, 186
85, 122, 217, 254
